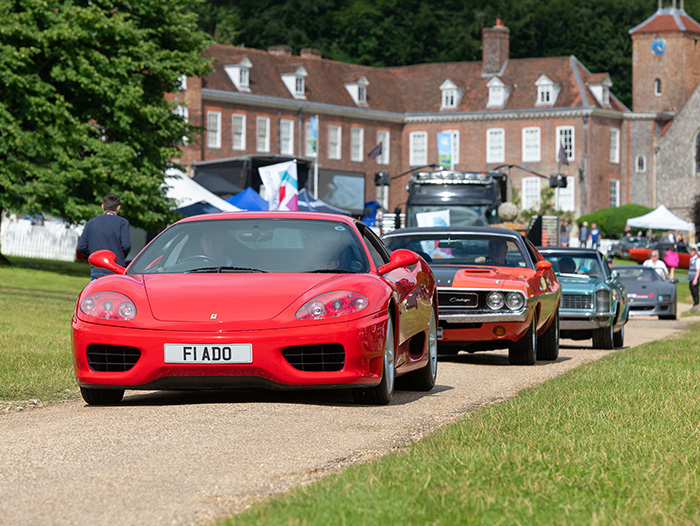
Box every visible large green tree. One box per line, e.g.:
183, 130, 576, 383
0, 0, 212, 239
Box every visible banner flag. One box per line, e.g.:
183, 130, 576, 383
309, 116, 318, 157
367, 142, 382, 159
437, 132, 452, 169
259, 160, 299, 211
557, 143, 569, 166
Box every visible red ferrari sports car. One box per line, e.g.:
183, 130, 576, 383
72, 212, 438, 405
383, 226, 560, 365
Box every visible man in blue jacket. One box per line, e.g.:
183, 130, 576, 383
77, 193, 131, 280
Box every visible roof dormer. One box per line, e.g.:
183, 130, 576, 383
588, 75, 613, 107
224, 57, 252, 92
281, 65, 308, 100
534, 74, 561, 106
486, 77, 510, 108
345, 75, 369, 106
440, 80, 462, 110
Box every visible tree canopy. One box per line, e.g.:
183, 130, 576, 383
0, 0, 212, 230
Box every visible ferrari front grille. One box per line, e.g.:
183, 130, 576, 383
282, 344, 345, 372
562, 294, 593, 310
87, 344, 141, 372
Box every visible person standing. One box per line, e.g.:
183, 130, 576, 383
590, 223, 600, 250
578, 221, 589, 248
77, 193, 131, 280
642, 249, 669, 280
560, 220, 570, 247
689, 247, 700, 312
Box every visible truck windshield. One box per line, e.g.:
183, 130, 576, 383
407, 205, 497, 228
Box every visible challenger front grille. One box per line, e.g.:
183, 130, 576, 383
282, 344, 345, 372
562, 294, 593, 310
87, 344, 141, 372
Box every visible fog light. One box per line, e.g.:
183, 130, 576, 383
493, 326, 506, 337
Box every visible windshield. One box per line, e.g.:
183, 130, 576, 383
384, 233, 530, 268
542, 253, 607, 278
406, 205, 498, 228
128, 218, 370, 275
614, 266, 662, 282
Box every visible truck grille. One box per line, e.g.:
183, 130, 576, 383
562, 294, 593, 310
87, 344, 141, 372
282, 344, 345, 372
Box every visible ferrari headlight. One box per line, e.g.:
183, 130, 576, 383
505, 292, 525, 311
296, 291, 369, 320
80, 292, 136, 321
486, 292, 505, 310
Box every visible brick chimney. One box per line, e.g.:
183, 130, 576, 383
268, 45, 292, 57
482, 17, 510, 74
300, 48, 322, 60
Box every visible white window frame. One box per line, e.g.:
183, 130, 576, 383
556, 126, 575, 162
351, 127, 364, 162
609, 128, 620, 164
442, 89, 457, 108
280, 119, 294, 155
357, 85, 367, 104
610, 178, 620, 207
521, 127, 541, 163
409, 131, 428, 166
538, 85, 552, 105
256, 116, 270, 153
486, 128, 505, 163
305, 120, 317, 158
232, 114, 246, 151
377, 130, 390, 165
522, 177, 541, 211
328, 125, 341, 160
207, 111, 221, 149
654, 78, 662, 97
295, 77, 305, 97
636, 154, 647, 173
555, 177, 575, 212
240, 68, 249, 89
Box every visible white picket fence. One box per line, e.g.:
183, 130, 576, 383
0, 215, 84, 262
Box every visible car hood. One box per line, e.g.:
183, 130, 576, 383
432, 265, 533, 289
556, 274, 603, 293
619, 280, 675, 295
142, 273, 358, 322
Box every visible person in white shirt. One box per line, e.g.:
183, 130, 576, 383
689, 247, 699, 312
642, 249, 669, 280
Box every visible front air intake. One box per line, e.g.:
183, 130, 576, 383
87, 344, 141, 372
282, 344, 345, 371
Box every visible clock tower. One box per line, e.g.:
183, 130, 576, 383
629, 0, 700, 113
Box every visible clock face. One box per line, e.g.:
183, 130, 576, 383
652, 38, 666, 56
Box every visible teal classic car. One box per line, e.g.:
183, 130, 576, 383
538, 248, 629, 349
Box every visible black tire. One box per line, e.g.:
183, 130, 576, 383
509, 315, 537, 365
613, 323, 625, 348
399, 306, 438, 391
592, 322, 614, 349
352, 311, 395, 405
538, 311, 559, 361
80, 387, 125, 405
659, 314, 677, 320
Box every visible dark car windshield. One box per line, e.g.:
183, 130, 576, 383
384, 232, 530, 268
542, 252, 607, 278
128, 218, 370, 275
614, 266, 662, 282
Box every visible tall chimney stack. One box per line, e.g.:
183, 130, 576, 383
482, 17, 510, 75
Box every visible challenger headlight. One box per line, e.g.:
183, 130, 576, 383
505, 292, 525, 311
486, 292, 505, 310
296, 291, 369, 320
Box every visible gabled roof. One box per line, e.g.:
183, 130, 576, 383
629, 7, 700, 35
201, 43, 629, 114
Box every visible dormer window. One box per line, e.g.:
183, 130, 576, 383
486, 77, 510, 108
224, 57, 252, 92
440, 80, 461, 110
588, 76, 613, 107
281, 66, 308, 100
535, 75, 561, 106
344, 76, 369, 106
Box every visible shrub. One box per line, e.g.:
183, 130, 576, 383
577, 204, 653, 238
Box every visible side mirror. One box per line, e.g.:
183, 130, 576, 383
671, 278, 679, 284
536, 260, 552, 272
609, 269, 619, 281
378, 249, 419, 275
88, 250, 126, 275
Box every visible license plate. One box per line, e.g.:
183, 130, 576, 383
164, 344, 252, 364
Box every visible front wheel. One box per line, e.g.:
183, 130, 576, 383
399, 306, 438, 391
509, 315, 537, 365
613, 323, 625, 348
592, 322, 614, 349
352, 311, 395, 405
538, 311, 559, 361
80, 387, 125, 406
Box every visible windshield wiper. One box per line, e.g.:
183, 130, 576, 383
306, 268, 357, 274
186, 266, 268, 273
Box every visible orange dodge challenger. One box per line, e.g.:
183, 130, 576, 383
383, 226, 560, 365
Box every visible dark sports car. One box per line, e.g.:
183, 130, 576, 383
612, 265, 677, 320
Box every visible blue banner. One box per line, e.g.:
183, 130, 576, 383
437, 132, 452, 169
309, 116, 318, 156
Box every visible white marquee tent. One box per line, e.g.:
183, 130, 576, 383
164, 168, 240, 213
626, 205, 694, 231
